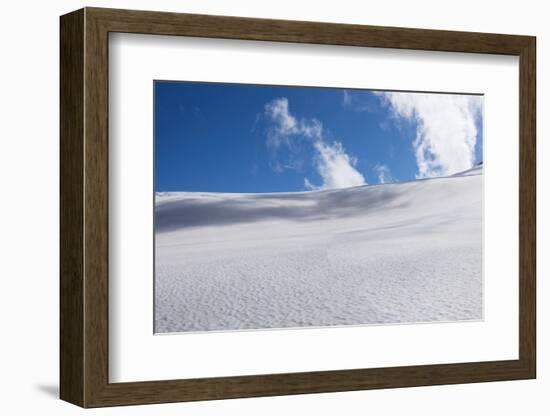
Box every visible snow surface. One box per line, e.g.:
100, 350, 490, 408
155, 167, 483, 333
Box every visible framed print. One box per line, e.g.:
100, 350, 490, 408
60, 7, 536, 408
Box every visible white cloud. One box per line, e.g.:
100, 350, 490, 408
303, 178, 318, 190
377, 92, 482, 178
341, 90, 372, 112
308, 141, 366, 190
265, 98, 322, 149
265, 97, 366, 190
342, 90, 352, 107
373, 163, 393, 184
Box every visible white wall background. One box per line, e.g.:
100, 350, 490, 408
0, 0, 545, 414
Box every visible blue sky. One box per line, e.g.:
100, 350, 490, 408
154, 81, 483, 193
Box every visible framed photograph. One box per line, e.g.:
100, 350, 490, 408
60, 7, 536, 408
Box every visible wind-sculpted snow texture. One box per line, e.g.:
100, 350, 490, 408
155, 167, 483, 333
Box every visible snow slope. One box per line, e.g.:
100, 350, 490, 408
155, 167, 483, 333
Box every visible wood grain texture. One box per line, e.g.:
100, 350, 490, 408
83, 10, 110, 406
59, 8, 84, 407
518, 38, 536, 375
89, 7, 532, 54
59, 7, 537, 408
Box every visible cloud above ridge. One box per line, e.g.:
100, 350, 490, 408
265, 97, 366, 190
307, 141, 366, 190
377, 92, 482, 178
373, 163, 393, 184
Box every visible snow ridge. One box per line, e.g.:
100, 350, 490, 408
155, 167, 483, 333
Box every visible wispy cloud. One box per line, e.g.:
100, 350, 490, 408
376, 92, 482, 178
265, 98, 322, 148
373, 163, 393, 184
306, 141, 366, 190
341, 90, 373, 112
265, 97, 366, 190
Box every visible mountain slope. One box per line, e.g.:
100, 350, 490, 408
155, 167, 483, 333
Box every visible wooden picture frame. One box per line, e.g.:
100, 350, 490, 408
60, 7, 536, 408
